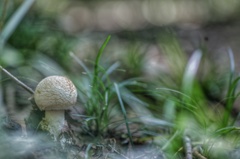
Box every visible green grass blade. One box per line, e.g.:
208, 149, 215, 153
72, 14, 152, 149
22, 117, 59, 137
226, 48, 235, 105
228, 48, 235, 76
215, 126, 240, 135
118, 77, 146, 88
92, 35, 111, 88
139, 116, 174, 127
156, 87, 193, 101
161, 130, 180, 151
222, 76, 240, 127
120, 87, 149, 107
69, 52, 91, 78
182, 50, 202, 95
0, 0, 36, 49
163, 99, 176, 122
101, 61, 120, 81
219, 49, 239, 127
114, 82, 133, 145
85, 143, 93, 159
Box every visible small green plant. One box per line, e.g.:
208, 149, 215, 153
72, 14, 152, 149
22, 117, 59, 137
71, 36, 159, 148
71, 35, 141, 139
144, 34, 240, 158
221, 48, 240, 128
72, 35, 113, 136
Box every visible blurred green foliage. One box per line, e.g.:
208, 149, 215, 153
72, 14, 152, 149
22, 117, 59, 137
1, 0, 240, 159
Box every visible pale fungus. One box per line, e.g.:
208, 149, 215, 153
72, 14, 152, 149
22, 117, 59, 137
34, 76, 77, 140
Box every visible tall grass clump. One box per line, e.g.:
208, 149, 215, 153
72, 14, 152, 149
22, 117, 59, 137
156, 49, 206, 157
148, 33, 240, 158
71, 35, 114, 136
221, 48, 240, 128
71, 36, 147, 139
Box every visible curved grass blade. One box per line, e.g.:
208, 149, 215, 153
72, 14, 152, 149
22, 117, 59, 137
182, 50, 202, 95
221, 48, 238, 127
139, 116, 175, 127
163, 99, 176, 122
222, 76, 240, 127
101, 61, 120, 81
69, 52, 91, 78
118, 77, 147, 88
92, 35, 111, 88
215, 126, 240, 135
228, 48, 235, 76
0, 0, 36, 49
85, 143, 93, 159
114, 83, 133, 146
156, 87, 193, 101
161, 130, 180, 151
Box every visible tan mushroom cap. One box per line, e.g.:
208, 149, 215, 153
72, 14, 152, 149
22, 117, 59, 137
34, 76, 77, 110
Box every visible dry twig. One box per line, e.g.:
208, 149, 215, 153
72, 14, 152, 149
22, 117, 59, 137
183, 135, 192, 159
0, 66, 34, 94
193, 147, 207, 159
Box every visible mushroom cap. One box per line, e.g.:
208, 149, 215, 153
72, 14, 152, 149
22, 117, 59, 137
34, 76, 77, 110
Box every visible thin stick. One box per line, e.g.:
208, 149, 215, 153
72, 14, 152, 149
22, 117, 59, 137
0, 66, 34, 94
183, 135, 193, 159
193, 149, 207, 159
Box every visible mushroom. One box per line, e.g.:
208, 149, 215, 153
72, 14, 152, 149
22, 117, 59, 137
34, 76, 77, 140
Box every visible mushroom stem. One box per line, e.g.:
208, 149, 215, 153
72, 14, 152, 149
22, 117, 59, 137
45, 110, 65, 140
34, 76, 77, 141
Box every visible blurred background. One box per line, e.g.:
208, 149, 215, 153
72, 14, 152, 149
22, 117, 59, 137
1, 0, 240, 158
1, 0, 240, 71
1, 0, 240, 105
1, 0, 240, 76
